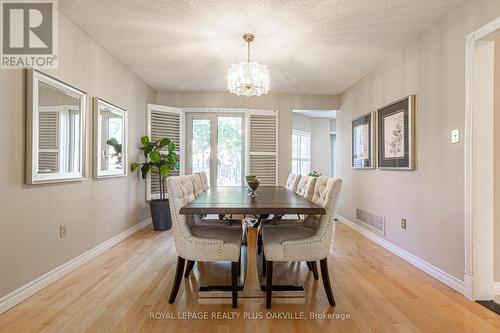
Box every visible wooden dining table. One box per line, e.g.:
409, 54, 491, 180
180, 186, 326, 299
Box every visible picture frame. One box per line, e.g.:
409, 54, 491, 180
352, 112, 375, 169
376, 95, 416, 170
93, 98, 128, 179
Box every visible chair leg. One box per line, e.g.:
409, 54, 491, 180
306, 261, 312, 271
262, 252, 267, 277
232, 261, 238, 308
169, 256, 185, 304
257, 231, 262, 255
310, 261, 319, 280
266, 260, 273, 309
184, 260, 195, 278
238, 256, 241, 277
320, 258, 336, 306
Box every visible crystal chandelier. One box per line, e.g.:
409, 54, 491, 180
227, 33, 270, 97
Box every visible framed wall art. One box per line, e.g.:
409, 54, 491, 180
377, 95, 416, 170
352, 112, 375, 169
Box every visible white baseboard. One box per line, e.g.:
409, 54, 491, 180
336, 215, 465, 294
0, 219, 151, 315
494, 282, 500, 296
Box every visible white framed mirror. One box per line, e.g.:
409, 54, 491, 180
94, 98, 127, 178
26, 69, 86, 184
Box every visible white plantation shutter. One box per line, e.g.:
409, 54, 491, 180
246, 110, 279, 185
38, 111, 59, 173
146, 104, 184, 200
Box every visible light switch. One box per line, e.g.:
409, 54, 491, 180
451, 129, 460, 144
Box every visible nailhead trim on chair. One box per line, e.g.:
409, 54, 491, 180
264, 178, 343, 261
168, 175, 241, 261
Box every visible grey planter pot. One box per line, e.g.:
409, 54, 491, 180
149, 199, 172, 231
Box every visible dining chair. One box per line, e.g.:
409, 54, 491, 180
197, 171, 209, 191
284, 173, 302, 192
256, 174, 309, 254
261, 176, 343, 309
295, 176, 317, 200
166, 175, 243, 308
191, 173, 204, 197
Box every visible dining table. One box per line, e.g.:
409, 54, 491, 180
179, 186, 326, 299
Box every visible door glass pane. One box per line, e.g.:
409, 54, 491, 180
191, 119, 211, 183
217, 116, 242, 186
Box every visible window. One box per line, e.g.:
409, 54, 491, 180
292, 129, 311, 175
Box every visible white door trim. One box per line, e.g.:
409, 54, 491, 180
464, 17, 500, 300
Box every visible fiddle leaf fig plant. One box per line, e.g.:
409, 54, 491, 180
131, 136, 179, 201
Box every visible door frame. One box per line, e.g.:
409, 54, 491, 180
184, 109, 246, 186
464, 17, 500, 300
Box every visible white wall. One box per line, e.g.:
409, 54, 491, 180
336, 0, 500, 281
0, 13, 155, 298
292, 114, 331, 175
310, 118, 331, 176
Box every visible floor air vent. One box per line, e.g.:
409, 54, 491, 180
356, 208, 386, 236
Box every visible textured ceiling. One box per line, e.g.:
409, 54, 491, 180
59, 0, 463, 95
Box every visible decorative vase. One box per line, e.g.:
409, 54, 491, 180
245, 175, 260, 198
149, 199, 172, 231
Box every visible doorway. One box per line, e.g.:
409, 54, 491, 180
186, 112, 245, 186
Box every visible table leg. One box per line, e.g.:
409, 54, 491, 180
198, 224, 305, 299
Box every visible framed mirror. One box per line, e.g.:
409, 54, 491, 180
94, 98, 127, 178
26, 69, 86, 184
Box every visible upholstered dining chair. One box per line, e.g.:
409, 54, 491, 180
261, 177, 343, 309
295, 175, 317, 200
196, 171, 209, 191
191, 173, 204, 198
256, 174, 309, 254
167, 175, 243, 308
284, 173, 302, 192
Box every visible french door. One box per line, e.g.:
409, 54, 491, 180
186, 113, 245, 186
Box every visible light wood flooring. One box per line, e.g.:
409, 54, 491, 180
0, 222, 499, 332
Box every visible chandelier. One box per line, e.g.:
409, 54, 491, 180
227, 33, 270, 97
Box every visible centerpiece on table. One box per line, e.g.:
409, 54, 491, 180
245, 175, 260, 198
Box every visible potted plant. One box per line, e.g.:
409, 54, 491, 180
131, 136, 179, 231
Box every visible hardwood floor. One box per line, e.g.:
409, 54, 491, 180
1, 222, 499, 332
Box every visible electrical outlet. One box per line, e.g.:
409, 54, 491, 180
60, 225, 67, 238
451, 129, 460, 143
400, 218, 407, 230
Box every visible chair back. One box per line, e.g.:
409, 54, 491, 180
167, 175, 197, 257
284, 173, 302, 192
191, 173, 204, 197
295, 176, 317, 200
197, 171, 209, 191
302, 177, 342, 257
